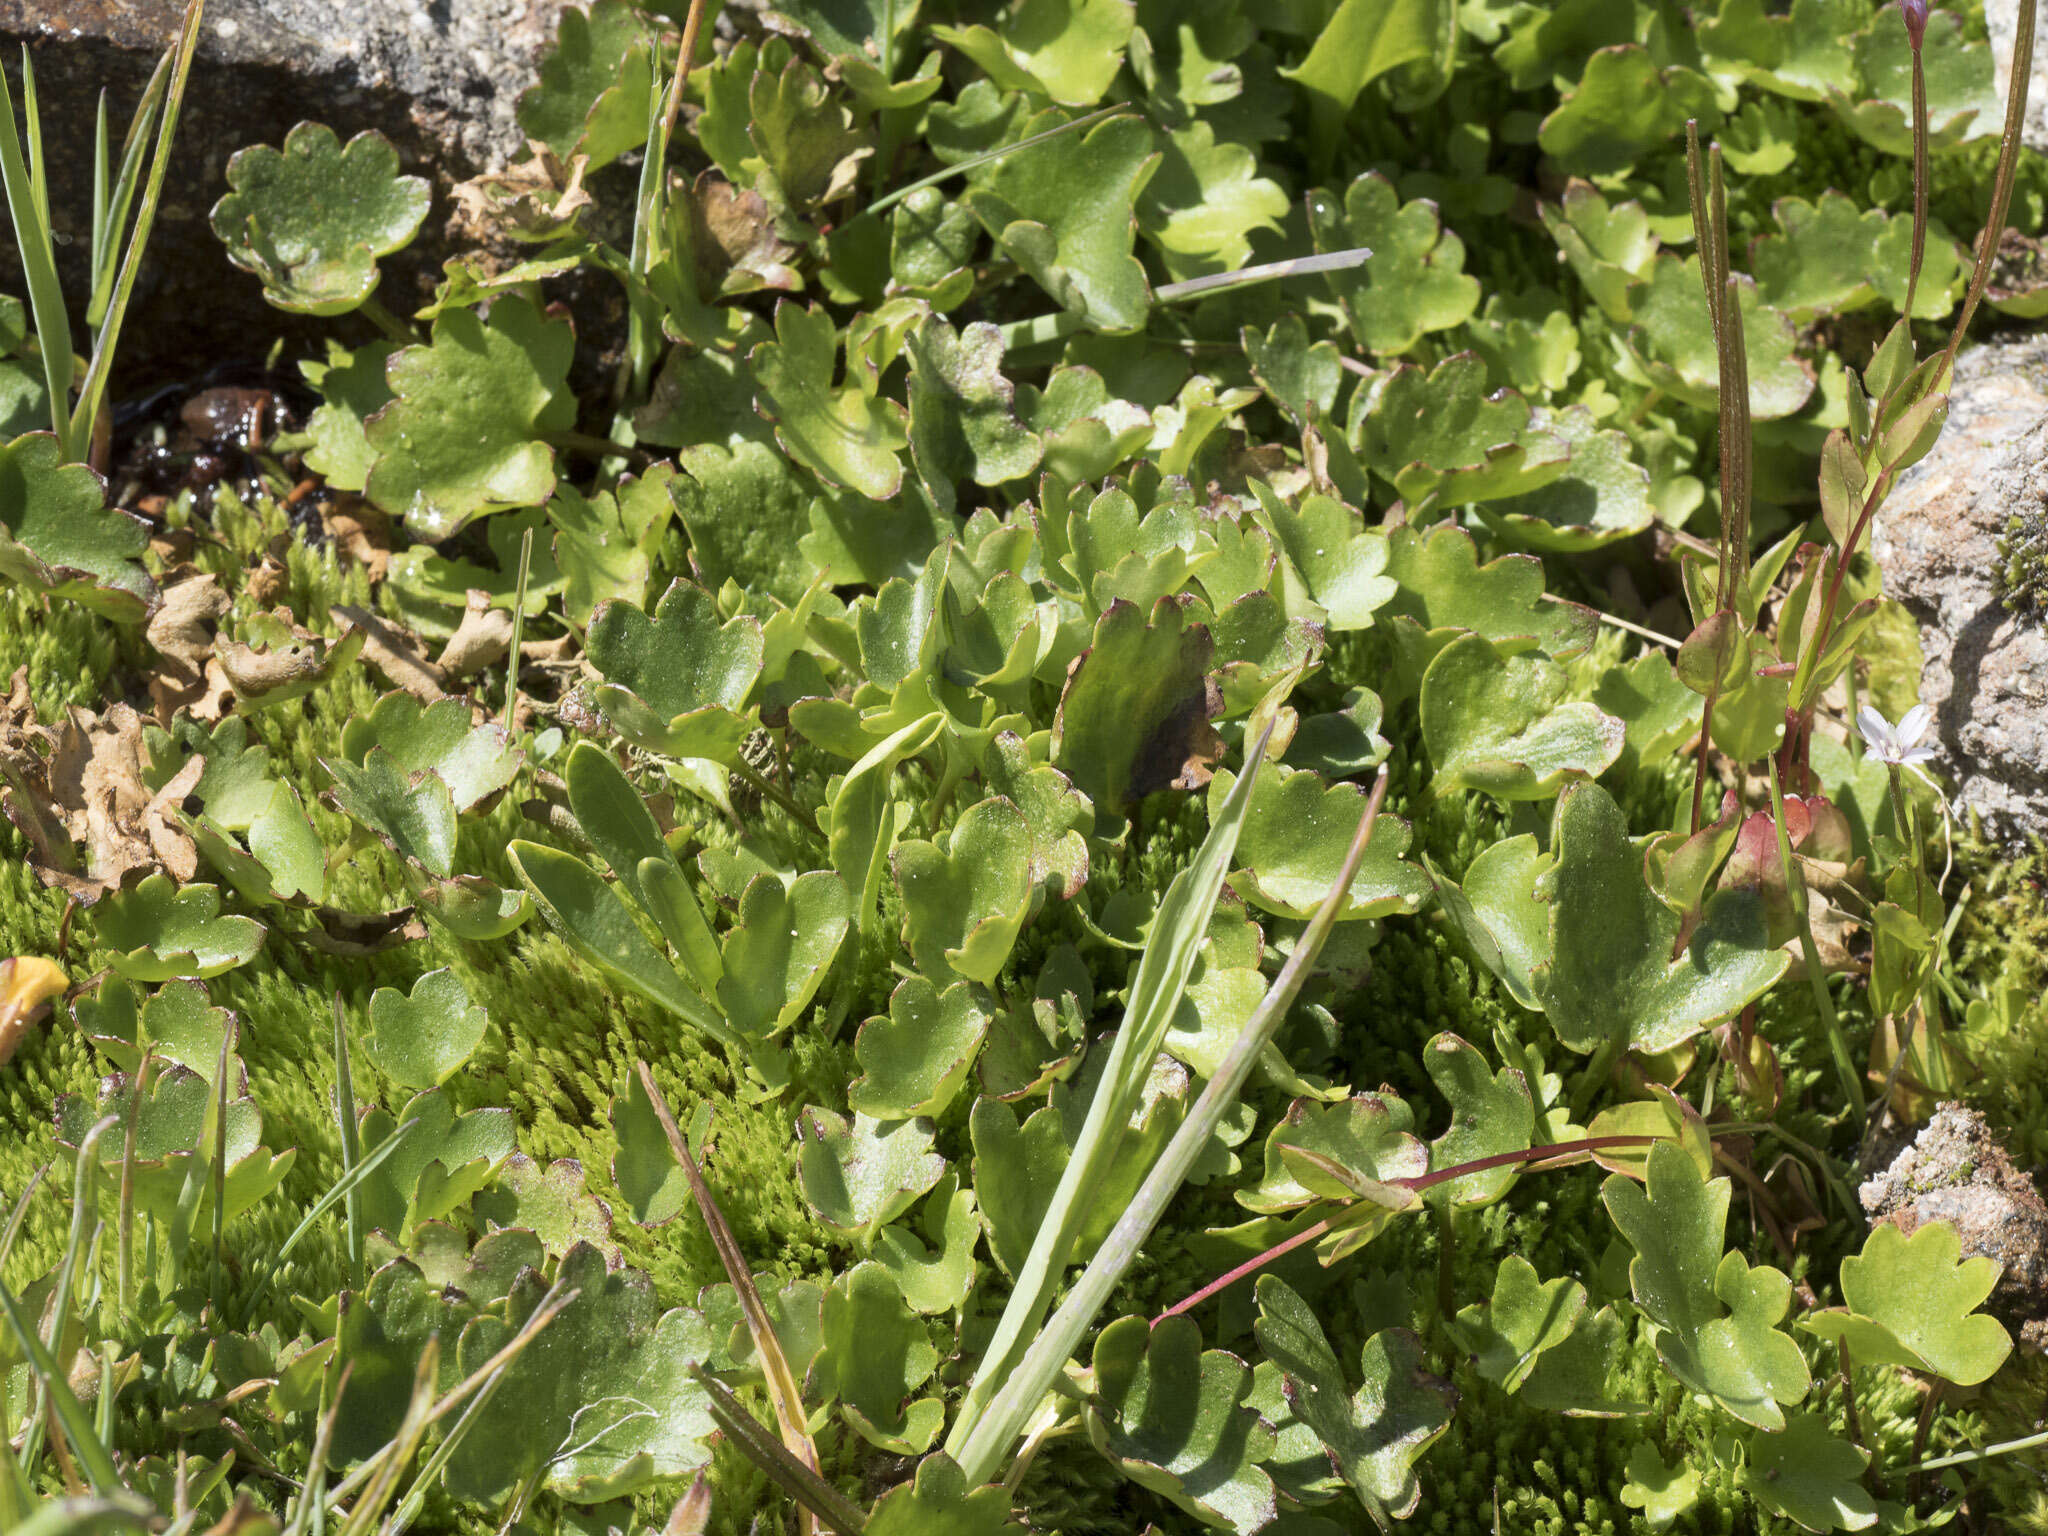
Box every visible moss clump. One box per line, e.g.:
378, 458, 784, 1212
2000, 501, 2048, 612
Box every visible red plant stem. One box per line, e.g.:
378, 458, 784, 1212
1904, 48, 1930, 322
1156, 1219, 1332, 1322
1691, 690, 1720, 835
1790, 471, 1894, 775
1152, 1136, 1661, 1322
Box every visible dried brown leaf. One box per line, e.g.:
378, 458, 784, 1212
0, 686, 199, 901
145, 569, 232, 724
304, 905, 428, 956
689, 172, 801, 292
333, 605, 448, 703
437, 589, 516, 679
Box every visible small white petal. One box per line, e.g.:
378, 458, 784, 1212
1856, 705, 1893, 750
1901, 745, 1939, 766
1897, 703, 1932, 747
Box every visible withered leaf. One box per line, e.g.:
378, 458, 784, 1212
0, 680, 199, 901
332, 605, 448, 704
145, 569, 232, 724
437, 589, 516, 679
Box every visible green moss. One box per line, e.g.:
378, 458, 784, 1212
2000, 502, 2048, 612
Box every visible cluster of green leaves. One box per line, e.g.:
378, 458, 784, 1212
0, 0, 2040, 1533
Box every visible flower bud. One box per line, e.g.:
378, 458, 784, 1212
1900, 0, 1929, 49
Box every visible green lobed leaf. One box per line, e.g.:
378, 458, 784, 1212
1449, 1254, 1589, 1393
715, 870, 850, 1038
750, 300, 908, 499
1309, 172, 1479, 357
1426, 836, 1550, 1014
356, 1087, 517, 1240
1620, 257, 1815, 422
1421, 1031, 1533, 1207
745, 38, 874, 223
448, 1244, 715, 1503
517, 0, 661, 169
1533, 782, 1790, 1055
864, 1451, 1020, 1534
1602, 1141, 1811, 1430
1799, 1220, 2013, 1387
1354, 354, 1571, 509
816, 1260, 944, 1453
1419, 631, 1625, 801
93, 875, 267, 982
1741, 1414, 1878, 1532
963, 109, 1160, 332
1479, 405, 1657, 552
1052, 595, 1221, 830
0, 433, 156, 622
873, 1174, 982, 1315
851, 977, 991, 1121
1086, 1314, 1279, 1533
210, 123, 429, 315
1537, 48, 1720, 175
1253, 1277, 1456, 1529
798, 1107, 948, 1244
905, 316, 1043, 508
364, 968, 488, 1091
586, 579, 764, 764
56, 1065, 293, 1228
932, 0, 1137, 107
894, 797, 1038, 987
549, 467, 676, 629
1210, 762, 1429, 921
1247, 482, 1395, 632
1239, 1093, 1425, 1215
301, 340, 398, 491
1138, 118, 1288, 279
1621, 1442, 1701, 1530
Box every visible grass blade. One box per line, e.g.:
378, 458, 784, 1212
283, 1369, 348, 1536
88, 51, 169, 332
331, 992, 364, 1290
0, 1277, 123, 1496
209, 1015, 234, 1313
0, 1158, 48, 1273
689, 1365, 866, 1536
71, 0, 205, 459
0, 45, 77, 455
946, 720, 1275, 1466
21, 1116, 117, 1481
115, 1055, 147, 1321
951, 765, 1388, 1487
636, 1062, 823, 1534
90, 93, 108, 298
233, 1117, 419, 1329
1153, 246, 1371, 305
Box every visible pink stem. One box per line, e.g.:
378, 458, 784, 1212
1151, 1135, 1660, 1322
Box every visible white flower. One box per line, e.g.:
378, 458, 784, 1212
1857, 703, 1938, 768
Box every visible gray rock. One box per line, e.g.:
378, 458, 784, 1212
1871, 333, 2048, 843
0, 0, 563, 386
1985, 0, 2048, 153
